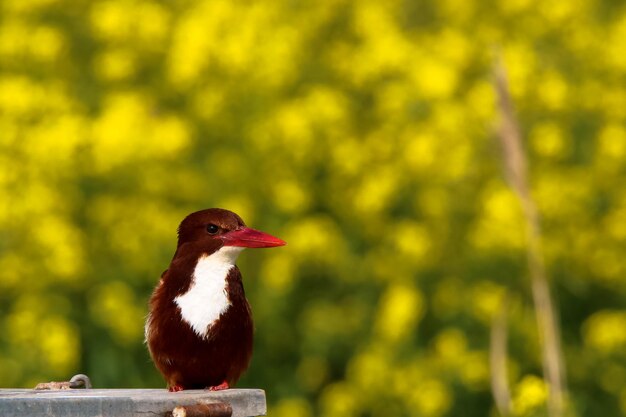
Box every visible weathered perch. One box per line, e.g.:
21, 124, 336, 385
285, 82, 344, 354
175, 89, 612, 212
0, 388, 266, 417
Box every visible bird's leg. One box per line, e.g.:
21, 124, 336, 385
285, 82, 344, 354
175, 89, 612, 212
207, 381, 230, 391
169, 384, 185, 392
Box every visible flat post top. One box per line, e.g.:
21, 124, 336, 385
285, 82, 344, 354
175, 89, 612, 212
0, 388, 266, 417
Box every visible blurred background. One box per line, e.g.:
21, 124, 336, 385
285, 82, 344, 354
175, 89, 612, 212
1, 0, 626, 416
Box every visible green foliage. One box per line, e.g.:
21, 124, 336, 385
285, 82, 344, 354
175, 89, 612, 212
1, 0, 626, 416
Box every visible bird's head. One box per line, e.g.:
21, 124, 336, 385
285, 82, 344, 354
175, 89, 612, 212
177, 208, 286, 252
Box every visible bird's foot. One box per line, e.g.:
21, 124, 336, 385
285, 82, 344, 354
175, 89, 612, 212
169, 384, 185, 392
206, 381, 230, 391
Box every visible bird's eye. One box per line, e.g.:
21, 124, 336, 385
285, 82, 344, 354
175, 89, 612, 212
206, 224, 219, 235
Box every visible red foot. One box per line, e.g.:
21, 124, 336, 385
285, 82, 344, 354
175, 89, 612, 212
169, 384, 185, 392
207, 381, 230, 391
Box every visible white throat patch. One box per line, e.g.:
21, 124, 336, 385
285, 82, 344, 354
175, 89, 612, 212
174, 246, 245, 338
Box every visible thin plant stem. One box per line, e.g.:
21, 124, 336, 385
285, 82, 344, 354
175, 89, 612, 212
490, 293, 512, 417
492, 52, 567, 417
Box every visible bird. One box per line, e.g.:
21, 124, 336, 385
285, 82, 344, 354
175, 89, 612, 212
145, 208, 286, 392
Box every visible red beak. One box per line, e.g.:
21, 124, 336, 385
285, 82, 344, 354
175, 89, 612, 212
220, 227, 286, 248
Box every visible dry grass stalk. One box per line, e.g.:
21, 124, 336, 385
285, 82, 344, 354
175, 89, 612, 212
490, 293, 512, 417
492, 54, 567, 417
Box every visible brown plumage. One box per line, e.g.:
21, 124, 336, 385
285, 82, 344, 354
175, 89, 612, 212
145, 208, 285, 391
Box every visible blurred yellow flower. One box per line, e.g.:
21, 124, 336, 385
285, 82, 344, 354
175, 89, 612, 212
598, 123, 626, 161
499, 0, 533, 14
39, 317, 79, 373
0, 76, 45, 117
349, 2, 412, 83
272, 397, 313, 417
391, 220, 431, 261
375, 81, 413, 117
3, 0, 58, 13
538, 71, 568, 110
91, 92, 190, 172
167, 4, 213, 85
6, 309, 40, 348
275, 103, 313, 149
375, 283, 424, 342
0, 22, 64, 61
347, 350, 390, 392
434, 327, 467, 359
135, 2, 170, 44
534, 169, 589, 221
530, 122, 567, 158
273, 180, 311, 214
588, 247, 624, 283
583, 310, 626, 353
320, 382, 360, 417
417, 188, 449, 221
253, 26, 301, 87
465, 80, 496, 122
0, 254, 31, 290
283, 216, 345, 263
460, 352, 490, 389
167, 0, 273, 85
91, 0, 169, 46
89, 281, 144, 345
404, 132, 437, 173
33, 215, 85, 280
29, 26, 65, 61
260, 253, 295, 292
471, 182, 526, 251
601, 88, 626, 121
470, 281, 506, 323
512, 375, 548, 416
437, 0, 474, 23
330, 137, 365, 176
353, 168, 400, 214
214, 196, 255, 225
191, 87, 225, 121
436, 30, 472, 69
504, 43, 536, 98
409, 379, 452, 417
539, 0, 576, 23
93, 49, 136, 81
606, 14, 626, 71
91, 0, 134, 42
88, 197, 182, 275
3, 294, 78, 378
27, 115, 86, 166
410, 56, 458, 99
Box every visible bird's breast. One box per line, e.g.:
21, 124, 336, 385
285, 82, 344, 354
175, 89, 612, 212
173, 247, 244, 338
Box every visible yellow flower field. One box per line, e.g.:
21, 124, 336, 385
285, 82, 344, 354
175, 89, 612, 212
1, 0, 625, 415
